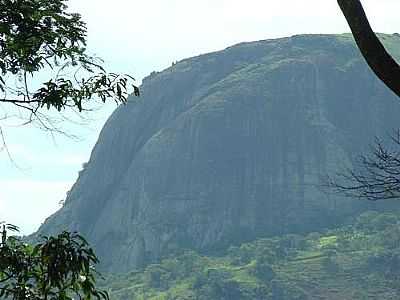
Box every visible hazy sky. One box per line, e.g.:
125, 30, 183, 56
1, 0, 400, 235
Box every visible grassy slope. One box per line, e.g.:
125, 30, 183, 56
100, 211, 400, 300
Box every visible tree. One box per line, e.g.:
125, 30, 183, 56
329, 1, 400, 200
0, 1, 138, 298
337, 0, 400, 98
0, 0, 139, 140
0, 223, 109, 300
328, 133, 400, 201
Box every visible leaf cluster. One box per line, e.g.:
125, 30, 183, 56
0, 223, 109, 300
0, 0, 86, 76
0, 0, 139, 132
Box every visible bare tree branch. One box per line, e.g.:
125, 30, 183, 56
0, 98, 41, 104
337, 0, 400, 98
327, 131, 400, 201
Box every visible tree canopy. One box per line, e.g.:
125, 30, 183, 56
0, 223, 109, 300
0, 1, 138, 298
0, 0, 139, 134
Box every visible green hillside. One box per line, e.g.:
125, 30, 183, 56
101, 211, 400, 299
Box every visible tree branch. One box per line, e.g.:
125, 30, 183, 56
326, 132, 400, 201
337, 0, 400, 98
0, 98, 40, 104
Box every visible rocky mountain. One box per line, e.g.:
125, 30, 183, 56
37, 34, 400, 272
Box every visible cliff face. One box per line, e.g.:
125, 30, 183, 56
37, 34, 400, 272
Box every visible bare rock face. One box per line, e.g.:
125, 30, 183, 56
37, 34, 400, 272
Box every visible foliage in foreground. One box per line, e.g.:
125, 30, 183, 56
103, 211, 400, 300
0, 224, 108, 300
0, 0, 139, 134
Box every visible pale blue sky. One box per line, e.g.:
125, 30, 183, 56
1, 0, 399, 235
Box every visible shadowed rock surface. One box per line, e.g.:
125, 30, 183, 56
37, 34, 400, 272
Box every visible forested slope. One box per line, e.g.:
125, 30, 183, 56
103, 212, 400, 299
